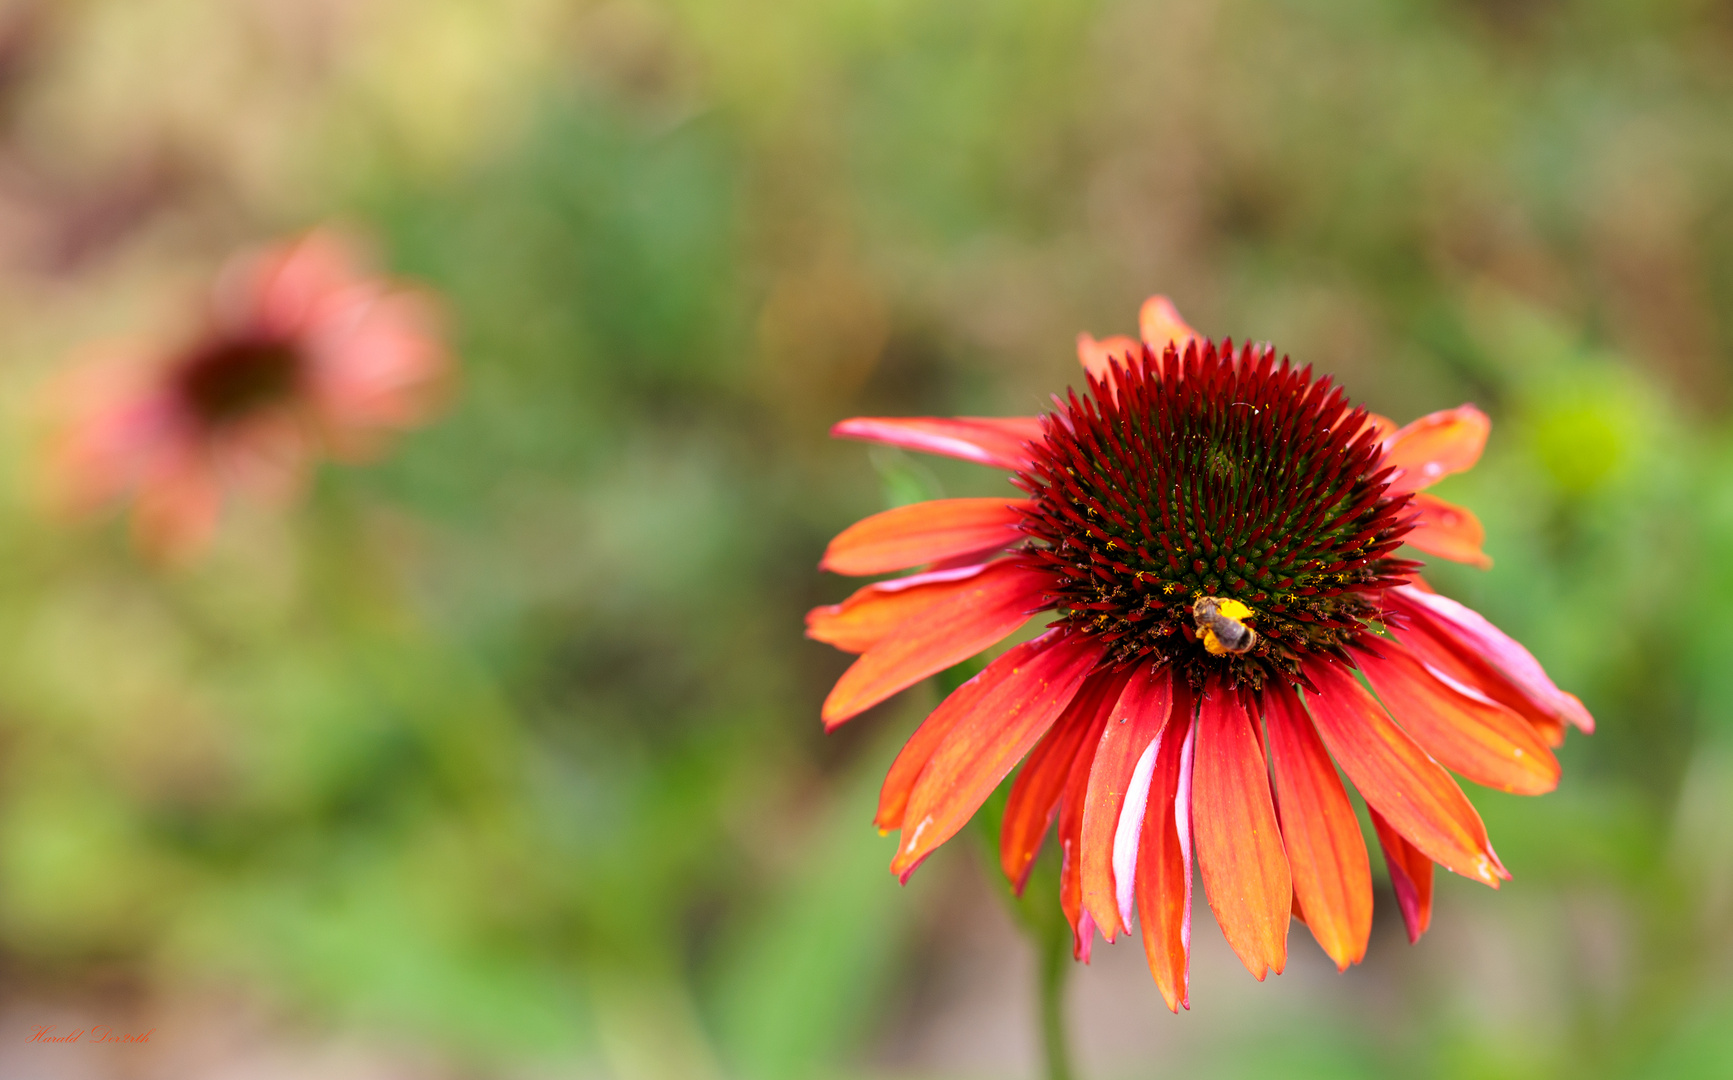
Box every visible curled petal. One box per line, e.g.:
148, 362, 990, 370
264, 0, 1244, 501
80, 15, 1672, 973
1395, 643, 1565, 748
1139, 295, 1200, 353
1080, 663, 1173, 939
1061, 772, 1094, 960
1358, 640, 1559, 795
1136, 699, 1195, 1012
889, 632, 1106, 882
1077, 334, 1142, 383
1405, 493, 1492, 569
1370, 807, 1434, 944
831, 416, 1044, 472
1192, 686, 1290, 980
820, 563, 1052, 728
1263, 683, 1371, 972
1384, 405, 1490, 495
820, 497, 1030, 576
1386, 594, 1568, 747
1000, 671, 1125, 894
1389, 585, 1594, 735
1113, 735, 1162, 934
1300, 659, 1506, 888
1055, 672, 1132, 960
806, 563, 992, 654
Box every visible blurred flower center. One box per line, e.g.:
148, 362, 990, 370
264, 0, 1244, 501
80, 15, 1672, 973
1016, 341, 1417, 690
174, 338, 303, 423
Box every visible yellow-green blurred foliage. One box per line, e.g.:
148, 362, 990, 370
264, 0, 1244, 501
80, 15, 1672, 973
0, 0, 1731, 1077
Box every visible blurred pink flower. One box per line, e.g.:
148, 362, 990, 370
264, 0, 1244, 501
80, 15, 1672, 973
50, 230, 450, 558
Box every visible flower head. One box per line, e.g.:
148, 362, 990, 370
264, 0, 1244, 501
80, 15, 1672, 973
51, 229, 449, 558
809, 296, 1591, 1010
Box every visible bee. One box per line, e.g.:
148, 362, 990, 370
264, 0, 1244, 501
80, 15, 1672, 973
1192, 596, 1258, 656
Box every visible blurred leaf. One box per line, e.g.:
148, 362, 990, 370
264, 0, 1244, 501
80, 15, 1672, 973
710, 744, 912, 1080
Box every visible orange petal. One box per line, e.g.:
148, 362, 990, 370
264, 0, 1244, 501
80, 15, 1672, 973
875, 633, 1045, 833
1192, 685, 1291, 980
1390, 584, 1593, 735
1384, 604, 1566, 747
1080, 663, 1174, 939
1000, 669, 1128, 895
807, 563, 994, 654
1300, 659, 1506, 888
1357, 641, 1560, 795
890, 633, 1106, 882
1263, 682, 1372, 972
1138, 295, 1200, 353
820, 497, 1030, 576
1059, 769, 1095, 961
1000, 722, 1080, 896
1369, 806, 1434, 944
831, 416, 1045, 472
1076, 334, 1142, 382
1384, 405, 1490, 495
1404, 493, 1492, 569
1055, 674, 1127, 961
1136, 691, 1195, 1012
819, 564, 1051, 728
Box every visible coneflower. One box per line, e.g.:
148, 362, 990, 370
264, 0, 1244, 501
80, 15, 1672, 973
809, 296, 1590, 1011
52, 229, 448, 558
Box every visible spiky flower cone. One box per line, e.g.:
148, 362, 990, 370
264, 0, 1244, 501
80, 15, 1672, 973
1020, 339, 1417, 686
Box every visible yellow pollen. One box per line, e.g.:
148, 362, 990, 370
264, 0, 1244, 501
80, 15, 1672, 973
1201, 628, 1229, 656
1216, 598, 1253, 621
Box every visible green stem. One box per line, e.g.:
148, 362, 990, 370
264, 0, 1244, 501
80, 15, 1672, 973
957, 659, 1079, 1080
1038, 908, 1075, 1080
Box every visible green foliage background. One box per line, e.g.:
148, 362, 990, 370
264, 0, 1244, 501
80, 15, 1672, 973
1, 0, 1731, 1076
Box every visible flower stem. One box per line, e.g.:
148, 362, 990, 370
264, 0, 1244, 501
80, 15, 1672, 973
956, 665, 1081, 1080
1037, 910, 1076, 1080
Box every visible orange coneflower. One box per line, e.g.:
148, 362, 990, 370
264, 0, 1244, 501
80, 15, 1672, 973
807, 296, 1591, 1011
52, 229, 449, 558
